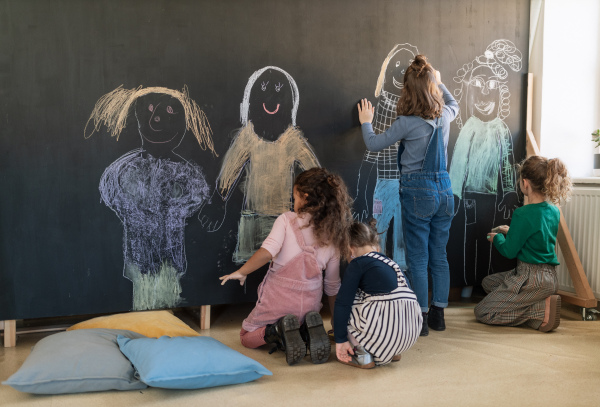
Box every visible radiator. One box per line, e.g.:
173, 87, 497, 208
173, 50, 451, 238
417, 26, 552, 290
556, 185, 600, 299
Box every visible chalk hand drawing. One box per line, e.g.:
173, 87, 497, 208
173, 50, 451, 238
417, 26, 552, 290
203, 66, 319, 264
199, 191, 228, 232
355, 44, 418, 270
85, 85, 214, 310
448, 39, 522, 285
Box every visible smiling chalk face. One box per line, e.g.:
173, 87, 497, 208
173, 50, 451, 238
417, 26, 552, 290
466, 65, 502, 121
135, 93, 187, 150
384, 49, 415, 95
248, 69, 294, 141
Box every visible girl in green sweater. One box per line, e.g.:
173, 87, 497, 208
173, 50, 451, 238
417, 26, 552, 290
474, 156, 572, 332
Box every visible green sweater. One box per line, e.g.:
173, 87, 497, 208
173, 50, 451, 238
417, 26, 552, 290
493, 201, 560, 265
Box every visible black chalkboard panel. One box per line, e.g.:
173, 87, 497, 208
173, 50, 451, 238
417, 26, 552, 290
0, 0, 529, 320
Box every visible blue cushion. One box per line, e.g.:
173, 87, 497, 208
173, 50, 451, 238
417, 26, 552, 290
2, 329, 148, 394
117, 335, 272, 389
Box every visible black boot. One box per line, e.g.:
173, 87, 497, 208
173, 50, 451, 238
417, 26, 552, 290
420, 312, 429, 336
264, 314, 306, 365
300, 311, 331, 364
428, 305, 446, 331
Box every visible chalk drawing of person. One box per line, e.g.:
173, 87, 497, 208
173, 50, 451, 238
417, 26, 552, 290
208, 66, 320, 264
448, 40, 522, 287
355, 44, 419, 269
85, 85, 214, 310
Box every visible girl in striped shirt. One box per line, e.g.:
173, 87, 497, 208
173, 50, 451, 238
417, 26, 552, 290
334, 221, 422, 368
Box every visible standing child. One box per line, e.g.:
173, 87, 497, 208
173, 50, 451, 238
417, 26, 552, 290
220, 168, 353, 365
334, 221, 422, 368
357, 55, 459, 336
474, 156, 572, 332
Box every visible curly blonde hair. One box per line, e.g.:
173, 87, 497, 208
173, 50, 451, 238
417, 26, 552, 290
294, 168, 353, 260
519, 156, 572, 205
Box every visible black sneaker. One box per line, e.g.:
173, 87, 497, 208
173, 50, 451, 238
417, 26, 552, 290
301, 311, 331, 364
420, 312, 429, 336
428, 305, 446, 331
264, 314, 306, 365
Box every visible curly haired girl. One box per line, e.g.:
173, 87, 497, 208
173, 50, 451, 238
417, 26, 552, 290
220, 168, 353, 365
475, 155, 572, 332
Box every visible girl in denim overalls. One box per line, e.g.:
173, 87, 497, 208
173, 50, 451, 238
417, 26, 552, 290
220, 168, 353, 365
358, 55, 459, 336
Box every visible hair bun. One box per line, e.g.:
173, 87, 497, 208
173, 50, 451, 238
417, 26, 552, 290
411, 55, 429, 77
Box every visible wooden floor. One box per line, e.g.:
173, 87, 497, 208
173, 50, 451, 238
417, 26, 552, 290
1, 302, 600, 407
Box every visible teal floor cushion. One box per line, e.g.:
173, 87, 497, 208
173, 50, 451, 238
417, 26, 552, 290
117, 335, 272, 389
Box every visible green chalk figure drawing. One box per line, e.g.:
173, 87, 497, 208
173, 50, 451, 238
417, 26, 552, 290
449, 40, 522, 286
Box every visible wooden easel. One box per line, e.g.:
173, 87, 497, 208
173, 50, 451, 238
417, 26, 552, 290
525, 73, 598, 313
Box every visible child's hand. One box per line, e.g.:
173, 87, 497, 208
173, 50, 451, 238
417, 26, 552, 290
335, 341, 355, 363
434, 69, 442, 84
492, 225, 509, 234
219, 271, 247, 286
487, 232, 497, 243
357, 99, 374, 124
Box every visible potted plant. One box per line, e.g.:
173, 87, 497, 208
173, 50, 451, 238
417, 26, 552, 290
593, 129, 600, 176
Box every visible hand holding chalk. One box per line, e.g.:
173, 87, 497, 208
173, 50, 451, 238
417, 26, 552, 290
491, 225, 509, 234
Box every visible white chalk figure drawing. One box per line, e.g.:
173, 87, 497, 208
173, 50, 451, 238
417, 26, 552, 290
207, 66, 319, 264
85, 86, 215, 310
448, 40, 522, 285
355, 43, 418, 269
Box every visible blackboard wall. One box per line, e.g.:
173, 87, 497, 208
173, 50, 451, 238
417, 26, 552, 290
0, 0, 530, 320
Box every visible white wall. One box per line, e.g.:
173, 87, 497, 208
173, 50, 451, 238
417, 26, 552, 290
537, 0, 600, 178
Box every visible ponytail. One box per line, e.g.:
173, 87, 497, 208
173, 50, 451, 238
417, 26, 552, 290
519, 156, 572, 205
544, 158, 573, 205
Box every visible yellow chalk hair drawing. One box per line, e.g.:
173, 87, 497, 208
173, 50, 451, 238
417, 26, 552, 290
374, 43, 419, 98
84, 85, 215, 155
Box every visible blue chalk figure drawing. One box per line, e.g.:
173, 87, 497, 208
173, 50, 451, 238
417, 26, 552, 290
85, 86, 214, 310
356, 44, 418, 269
448, 40, 522, 286
209, 66, 320, 264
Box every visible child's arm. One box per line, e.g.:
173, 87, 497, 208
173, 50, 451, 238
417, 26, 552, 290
489, 211, 533, 259
333, 262, 362, 344
219, 248, 272, 286
358, 99, 403, 152
492, 225, 509, 234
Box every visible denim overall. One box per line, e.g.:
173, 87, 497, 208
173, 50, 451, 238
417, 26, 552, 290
399, 117, 454, 312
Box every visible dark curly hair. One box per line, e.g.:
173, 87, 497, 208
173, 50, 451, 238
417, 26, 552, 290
294, 168, 353, 260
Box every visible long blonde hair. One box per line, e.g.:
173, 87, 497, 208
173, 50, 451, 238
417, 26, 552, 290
84, 85, 215, 155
